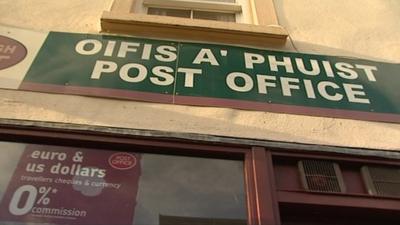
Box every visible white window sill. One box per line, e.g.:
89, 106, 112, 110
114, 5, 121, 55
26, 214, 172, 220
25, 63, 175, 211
101, 11, 288, 47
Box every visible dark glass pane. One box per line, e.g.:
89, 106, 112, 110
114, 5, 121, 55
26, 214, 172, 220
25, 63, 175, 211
133, 153, 246, 225
189, 0, 236, 3
148, 7, 191, 18
281, 204, 400, 225
193, 11, 236, 22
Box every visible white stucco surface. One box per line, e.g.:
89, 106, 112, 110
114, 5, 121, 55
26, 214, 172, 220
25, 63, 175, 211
0, 0, 112, 33
0, 0, 399, 150
275, 0, 400, 63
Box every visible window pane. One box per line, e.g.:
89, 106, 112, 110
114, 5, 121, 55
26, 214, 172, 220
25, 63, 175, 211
193, 11, 236, 22
187, 0, 236, 3
148, 7, 191, 18
134, 154, 246, 225
0, 141, 247, 225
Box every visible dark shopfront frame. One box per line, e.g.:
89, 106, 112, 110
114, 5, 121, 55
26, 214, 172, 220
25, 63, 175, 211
0, 120, 400, 225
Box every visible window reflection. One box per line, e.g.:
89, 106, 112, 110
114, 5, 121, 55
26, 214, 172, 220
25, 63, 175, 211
134, 154, 246, 225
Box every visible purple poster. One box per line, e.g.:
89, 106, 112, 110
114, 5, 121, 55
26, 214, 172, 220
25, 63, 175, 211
0, 145, 141, 225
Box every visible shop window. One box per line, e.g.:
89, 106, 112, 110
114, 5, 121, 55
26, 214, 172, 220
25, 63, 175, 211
0, 141, 247, 225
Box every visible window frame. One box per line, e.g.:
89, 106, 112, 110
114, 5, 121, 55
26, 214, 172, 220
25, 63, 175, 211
101, 0, 288, 48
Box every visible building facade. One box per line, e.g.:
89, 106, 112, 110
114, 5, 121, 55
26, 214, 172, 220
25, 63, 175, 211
0, 0, 399, 224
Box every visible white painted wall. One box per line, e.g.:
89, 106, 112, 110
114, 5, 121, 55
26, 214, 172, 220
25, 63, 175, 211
0, 0, 399, 150
275, 0, 400, 63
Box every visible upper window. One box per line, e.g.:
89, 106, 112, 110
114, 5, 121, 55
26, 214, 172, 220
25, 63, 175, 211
135, 0, 251, 23
102, 0, 288, 47
147, 7, 236, 22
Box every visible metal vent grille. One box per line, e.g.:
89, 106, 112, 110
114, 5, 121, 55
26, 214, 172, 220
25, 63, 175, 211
361, 166, 400, 197
298, 160, 345, 193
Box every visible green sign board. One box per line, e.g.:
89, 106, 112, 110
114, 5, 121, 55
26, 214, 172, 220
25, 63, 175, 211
1, 28, 400, 123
